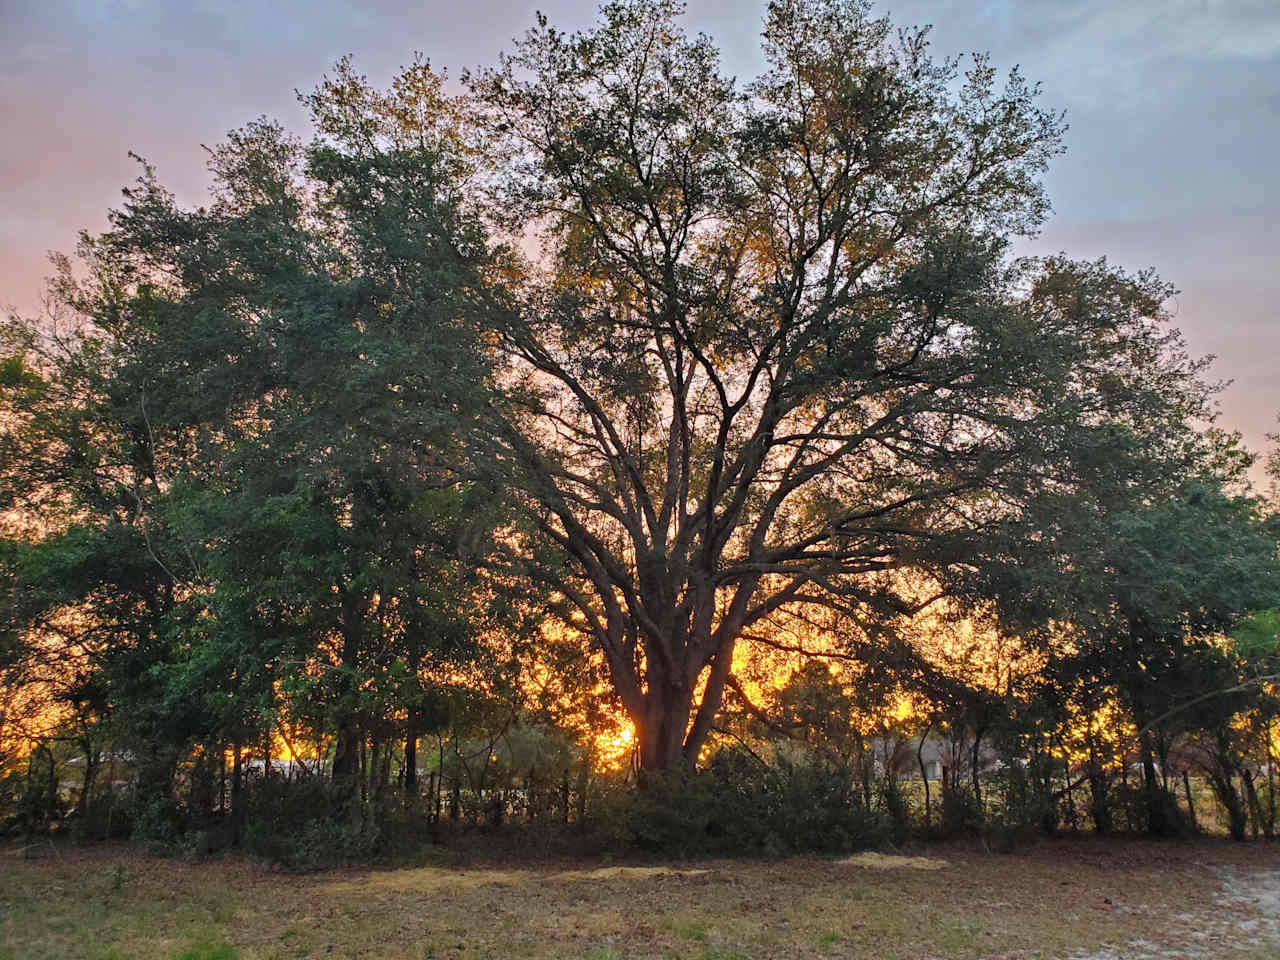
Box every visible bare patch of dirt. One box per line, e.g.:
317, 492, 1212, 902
1071, 860, 1280, 960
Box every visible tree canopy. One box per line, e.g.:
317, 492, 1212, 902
0, 58, 516, 822
1, 0, 1278, 851
470, 0, 1222, 771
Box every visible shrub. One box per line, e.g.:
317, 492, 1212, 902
130, 791, 179, 849
592, 747, 889, 857
1110, 781, 1194, 837
879, 776, 913, 845
760, 754, 885, 854
625, 768, 720, 854
988, 760, 1058, 843
939, 784, 985, 839
243, 816, 383, 871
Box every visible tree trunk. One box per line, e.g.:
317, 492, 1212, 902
1182, 769, 1198, 832
971, 727, 985, 811
1225, 775, 1248, 843
1205, 726, 1249, 842
628, 625, 742, 777
105, 753, 118, 839
230, 744, 244, 843
636, 683, 695, 776
42, 746, 57, 825
404, 724, 418, 796
188, 742, 216, 830
917, 726, 932, 829
331, 587, 365, 819
331, 723, 360, 820
575, 762, 589, 823
1265, 722, 1277, 838
78, 739, 99, 839
854, 733, 873, 809
1157, 731, 1171, 793
368, 736, 381, 809
1210, 768, 1248, 842
380, 739, 392, 793
1243, 769, 1268, 839
1064, 757, 1077, 827
1084, 721, 1110, 834
1270, 761, 1277, 839
1089, 770, 1111, 834
362, 736, 370, 807
1038, 750, 1059, 836
436, 737, 445, 823
1139, 728, 1170, 836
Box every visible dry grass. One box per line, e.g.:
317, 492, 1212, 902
1, 838, 1278, 959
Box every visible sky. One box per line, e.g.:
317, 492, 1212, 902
2, 0, 1278, 479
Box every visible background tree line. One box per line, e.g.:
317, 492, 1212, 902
1, 0, 1278, 865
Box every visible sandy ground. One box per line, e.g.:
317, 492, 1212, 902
1072, 863, 1280, 960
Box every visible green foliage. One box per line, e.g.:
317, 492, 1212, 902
1108, 782, 1195, 838
463, 0, 1241, 781
130, 790, 180, 848
596, 747, 888, 857
0, 43, 523, 836
879, 776, 913, 845
1233, 609, 1280, 662
986, 761, 1057, 844
243, 816, 383, 873
939, 785, 985, 840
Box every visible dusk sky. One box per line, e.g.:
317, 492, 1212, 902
3, 0, 1278, 480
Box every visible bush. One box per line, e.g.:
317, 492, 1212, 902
70, 784, 132, 841
1110, 781, 1195, 837
130, 790, 179, 849
624, 769, 720, 854
590, 747, 888, 857
231, 771, 394, 870
939, 784, 984, 839
880, 776, 913, 845
757, 754, 886, 854
243, 816, 383, 871
988, 760, 1058, 843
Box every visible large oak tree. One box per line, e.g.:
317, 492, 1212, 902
474, 0, 1215, 773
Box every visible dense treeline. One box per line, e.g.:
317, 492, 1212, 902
1, 0, 1278, 865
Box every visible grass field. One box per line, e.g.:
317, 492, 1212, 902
2, 838, 1278, 959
